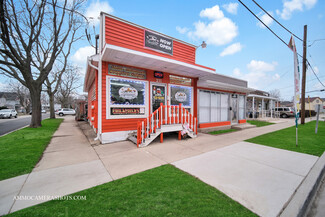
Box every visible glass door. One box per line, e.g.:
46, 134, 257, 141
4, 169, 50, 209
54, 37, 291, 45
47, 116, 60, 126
231, 94, 238, 124
151, 83, 166, 112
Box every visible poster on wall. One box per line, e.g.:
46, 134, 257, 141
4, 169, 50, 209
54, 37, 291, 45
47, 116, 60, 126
144, 30, 173, 55
111, 108, 145, 115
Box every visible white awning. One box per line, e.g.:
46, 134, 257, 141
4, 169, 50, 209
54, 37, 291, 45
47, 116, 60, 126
198, 80, 255, 93
248, 94, 279, 101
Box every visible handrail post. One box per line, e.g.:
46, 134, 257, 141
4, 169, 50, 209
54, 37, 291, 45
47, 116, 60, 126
179, 103, 182, 124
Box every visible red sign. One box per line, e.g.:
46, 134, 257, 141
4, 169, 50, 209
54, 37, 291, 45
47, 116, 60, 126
154, 71, 163, 78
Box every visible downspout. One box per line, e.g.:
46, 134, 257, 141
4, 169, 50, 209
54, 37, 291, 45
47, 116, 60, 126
97, 13, 104, 142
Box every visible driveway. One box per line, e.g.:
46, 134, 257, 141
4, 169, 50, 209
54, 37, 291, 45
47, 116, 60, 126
173, 142, 318, 217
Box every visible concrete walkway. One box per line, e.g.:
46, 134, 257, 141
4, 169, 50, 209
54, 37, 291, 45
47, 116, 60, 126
173, 142, 318, 217
0, 116, 322, 216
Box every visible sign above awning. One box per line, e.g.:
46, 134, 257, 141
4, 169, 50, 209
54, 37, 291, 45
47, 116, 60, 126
144, 30, 173, 55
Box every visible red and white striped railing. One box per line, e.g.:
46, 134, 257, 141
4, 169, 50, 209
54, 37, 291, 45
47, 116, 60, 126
137, 103, 197, 147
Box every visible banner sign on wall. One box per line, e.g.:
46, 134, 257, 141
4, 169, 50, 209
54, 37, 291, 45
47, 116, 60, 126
108, 64, 146, 79
144, 30, 173, 55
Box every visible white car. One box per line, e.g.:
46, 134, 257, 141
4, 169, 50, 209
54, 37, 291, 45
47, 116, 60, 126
55, 108, 76, 116
0, 109, 18, 119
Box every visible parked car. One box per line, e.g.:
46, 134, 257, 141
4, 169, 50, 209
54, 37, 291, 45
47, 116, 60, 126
41, 109, 46, 113
55, 108, 76, 116
274, 107, 295, 118
0, 109, 18, 119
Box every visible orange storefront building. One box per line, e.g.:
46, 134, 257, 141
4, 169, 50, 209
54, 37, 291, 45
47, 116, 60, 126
84, 13, 254, 147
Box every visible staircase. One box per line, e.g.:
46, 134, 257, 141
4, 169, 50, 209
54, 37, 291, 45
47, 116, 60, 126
128, 103, 197, 147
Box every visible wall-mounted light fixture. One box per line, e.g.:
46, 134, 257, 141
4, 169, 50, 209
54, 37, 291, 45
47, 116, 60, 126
196, 41, 207, 49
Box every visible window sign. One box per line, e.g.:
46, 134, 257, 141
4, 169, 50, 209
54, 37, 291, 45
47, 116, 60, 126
110, 78, 145, 106
152, 84, 166, 111
111, 108, 145, 115
170, 85, 191, 107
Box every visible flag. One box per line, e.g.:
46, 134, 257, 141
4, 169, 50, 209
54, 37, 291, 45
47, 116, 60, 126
288, 36, 300, 117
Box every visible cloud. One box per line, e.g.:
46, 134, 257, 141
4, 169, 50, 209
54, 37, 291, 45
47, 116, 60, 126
247, 60, 277, 73
233, 60, 278, 89
273, 73, 280, 80
220, 42, 242, 56
0, 81, 8, 91
85, 0, 114, 25
176, 26, 189, 34
222, 3, 238, 15
276, 0, 317, 20
188, 5, 238, 46
257, 11, 274, 28
71, 46, 96, 75
200, 5, 224, 20
233, 68, 242, 76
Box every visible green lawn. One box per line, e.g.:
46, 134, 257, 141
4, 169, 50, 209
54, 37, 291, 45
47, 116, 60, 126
209, 129, 238, 135
8, 165, 257, 217
247, 120, 274, 127
246, 121, 325, 156
0, 119, 63, 181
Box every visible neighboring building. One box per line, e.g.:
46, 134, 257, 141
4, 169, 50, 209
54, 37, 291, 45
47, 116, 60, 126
246, 90, 280, 118
0, 92, 20, 110
84, 13, 254, 145
302, 97, 324, 112
280, 101, 294, 107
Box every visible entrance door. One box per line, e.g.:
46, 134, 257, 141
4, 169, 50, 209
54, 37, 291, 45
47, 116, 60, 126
151, 83, 167, 112
231, 94, 238, 124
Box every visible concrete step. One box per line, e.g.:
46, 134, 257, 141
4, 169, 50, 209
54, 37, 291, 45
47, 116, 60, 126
231, 123, 256, 130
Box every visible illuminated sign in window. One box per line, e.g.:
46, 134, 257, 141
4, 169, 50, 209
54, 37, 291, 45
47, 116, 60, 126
170, 85, 191, 107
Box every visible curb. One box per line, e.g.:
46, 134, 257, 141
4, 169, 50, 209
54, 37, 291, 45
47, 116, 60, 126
279, 152, 325, 217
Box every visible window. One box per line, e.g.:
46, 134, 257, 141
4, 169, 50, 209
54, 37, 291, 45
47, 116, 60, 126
107, 77, 148, 118
199, 90, 229, 123
238, 95, 245, 120
170, 85, 192, 107
110, 78, 145, 105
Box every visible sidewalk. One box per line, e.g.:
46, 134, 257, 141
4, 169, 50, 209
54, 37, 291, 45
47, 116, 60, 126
0, 116, 322, 216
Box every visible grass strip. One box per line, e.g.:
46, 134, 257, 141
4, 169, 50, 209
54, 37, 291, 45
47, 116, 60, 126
247, 120, 274, 127
0, 118, 63, 181
8, 165, 257, 217
246, 121, 325, 156
209, 129, 238, 135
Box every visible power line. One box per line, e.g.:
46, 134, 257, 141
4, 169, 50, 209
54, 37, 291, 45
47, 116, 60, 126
307, 60, 325, 88
237, 0, 304, 58
251, 0, 303, 42
308, 39, 325, 47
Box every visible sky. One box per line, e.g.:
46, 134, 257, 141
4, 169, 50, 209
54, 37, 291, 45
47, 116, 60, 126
1, 0, 325, 101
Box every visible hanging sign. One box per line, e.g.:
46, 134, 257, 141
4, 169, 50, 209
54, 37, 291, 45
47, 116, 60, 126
111, 108, 144, 115
144, 30, 173, 55
108, 64, 146, 79
169, 75, 192, 86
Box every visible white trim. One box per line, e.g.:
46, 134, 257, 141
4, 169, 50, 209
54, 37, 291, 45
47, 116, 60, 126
198, 80, 255, 93
104, 44, 215, 74
106, 76, 149, 119
101, 130, 136, 144
247, 94, 279, 101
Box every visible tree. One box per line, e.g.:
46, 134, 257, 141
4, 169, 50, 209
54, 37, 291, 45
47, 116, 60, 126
56, 65, 82, 108
8, 80, 31, 114
0, 0, 84, 127
269, 89, 281, 99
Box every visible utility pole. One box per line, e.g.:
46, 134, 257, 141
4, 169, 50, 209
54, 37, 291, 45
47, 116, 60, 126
301, 25, 307, 124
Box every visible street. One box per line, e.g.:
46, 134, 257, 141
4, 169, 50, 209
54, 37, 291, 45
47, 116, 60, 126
0, 113, 50, 136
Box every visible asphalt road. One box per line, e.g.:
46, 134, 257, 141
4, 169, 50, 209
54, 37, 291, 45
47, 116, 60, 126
0, 113, 50, 136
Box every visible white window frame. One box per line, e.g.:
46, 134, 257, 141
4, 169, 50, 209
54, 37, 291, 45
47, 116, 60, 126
106, 76, 149, 119
168, 84, 193, 112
